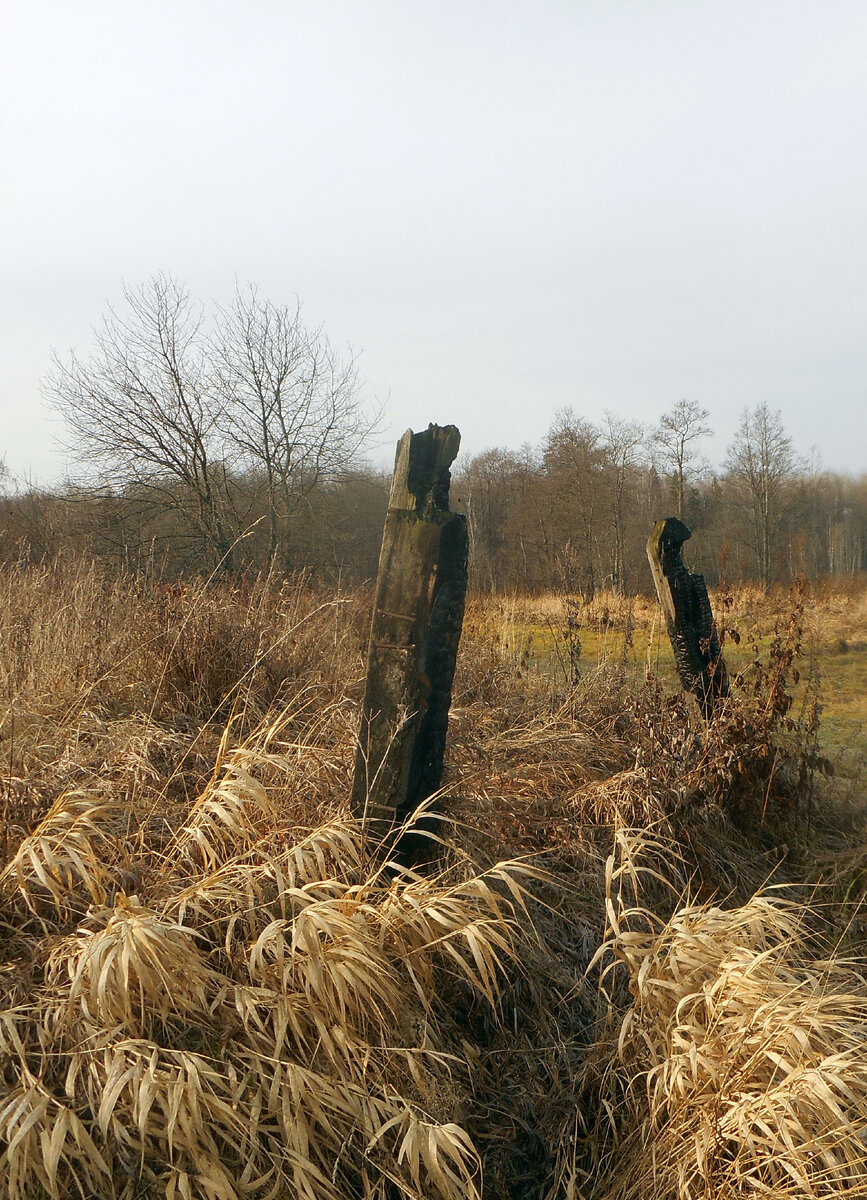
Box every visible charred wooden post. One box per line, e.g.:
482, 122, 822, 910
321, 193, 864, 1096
646, 517, 729, 719
351, 424, 468, 835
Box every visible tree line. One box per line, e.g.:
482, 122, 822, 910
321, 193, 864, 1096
458, 401, 865, 594
1, 276, 864, 592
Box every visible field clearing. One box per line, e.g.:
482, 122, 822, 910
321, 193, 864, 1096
1, 560, 867, 1199
473, 583, 867, 779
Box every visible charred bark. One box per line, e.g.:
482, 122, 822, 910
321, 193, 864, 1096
646, 517, 728, 719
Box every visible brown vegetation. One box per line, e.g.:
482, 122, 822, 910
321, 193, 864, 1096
0, 559, 866, 1198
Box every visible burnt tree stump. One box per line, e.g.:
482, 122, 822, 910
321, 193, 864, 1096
351, 424, 468, 834
646, 517, 729, 719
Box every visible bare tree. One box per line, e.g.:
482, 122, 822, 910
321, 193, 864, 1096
211, 287, 376, 570
601, 412, 646, 593
46, 275, 236, 570
724, 404, 797, 589
45, 276, 376, 574
458, 448, 510, 590
542, 410, 607, 598
653, 399, 712, 519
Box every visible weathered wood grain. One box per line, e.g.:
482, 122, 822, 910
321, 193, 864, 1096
351, 425, 468, 834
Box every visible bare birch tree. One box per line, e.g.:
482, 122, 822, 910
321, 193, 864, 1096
542, 410, 607, 598
601, 412, 645, 594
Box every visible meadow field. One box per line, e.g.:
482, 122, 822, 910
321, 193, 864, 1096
477, 582, 867, 776
0, 557, 866, 1199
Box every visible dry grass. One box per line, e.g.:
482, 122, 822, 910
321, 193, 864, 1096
0, 729, 536, 1199
1, 559, 867, 1199
471, 581, 867, 781
0, 559, 371, 835
568, 833, 867, 1200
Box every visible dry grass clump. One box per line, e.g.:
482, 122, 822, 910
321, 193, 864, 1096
0, 791, 123, 927
0, 726, 533, 1200
571, 835, 867, 1200
451, 610, 639, 834
0, 560, 370, 815
0, 559, 367, 720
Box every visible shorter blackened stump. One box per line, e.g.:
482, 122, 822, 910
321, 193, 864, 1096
646, 517, 729, 719
351, 424, 468, 844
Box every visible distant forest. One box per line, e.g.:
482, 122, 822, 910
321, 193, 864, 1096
454, 402, 865, 594
2, 279, 864, 595
2, 399, 863, 596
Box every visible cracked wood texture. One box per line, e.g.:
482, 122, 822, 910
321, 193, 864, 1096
351, 424, 468, 831
646, 517, 729, 719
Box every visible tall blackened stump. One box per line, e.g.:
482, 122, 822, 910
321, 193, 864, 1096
351, 424, 468, 837
646, 517, 729, 719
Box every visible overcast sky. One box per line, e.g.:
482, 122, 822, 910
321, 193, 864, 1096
2, 0, 866, 483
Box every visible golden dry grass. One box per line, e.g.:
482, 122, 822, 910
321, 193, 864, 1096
569, 833, 867, 1200
0, 736, 537, 1199
1, 560, 867, 1199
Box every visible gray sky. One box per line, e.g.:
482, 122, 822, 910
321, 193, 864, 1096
2, 0, 866, 483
